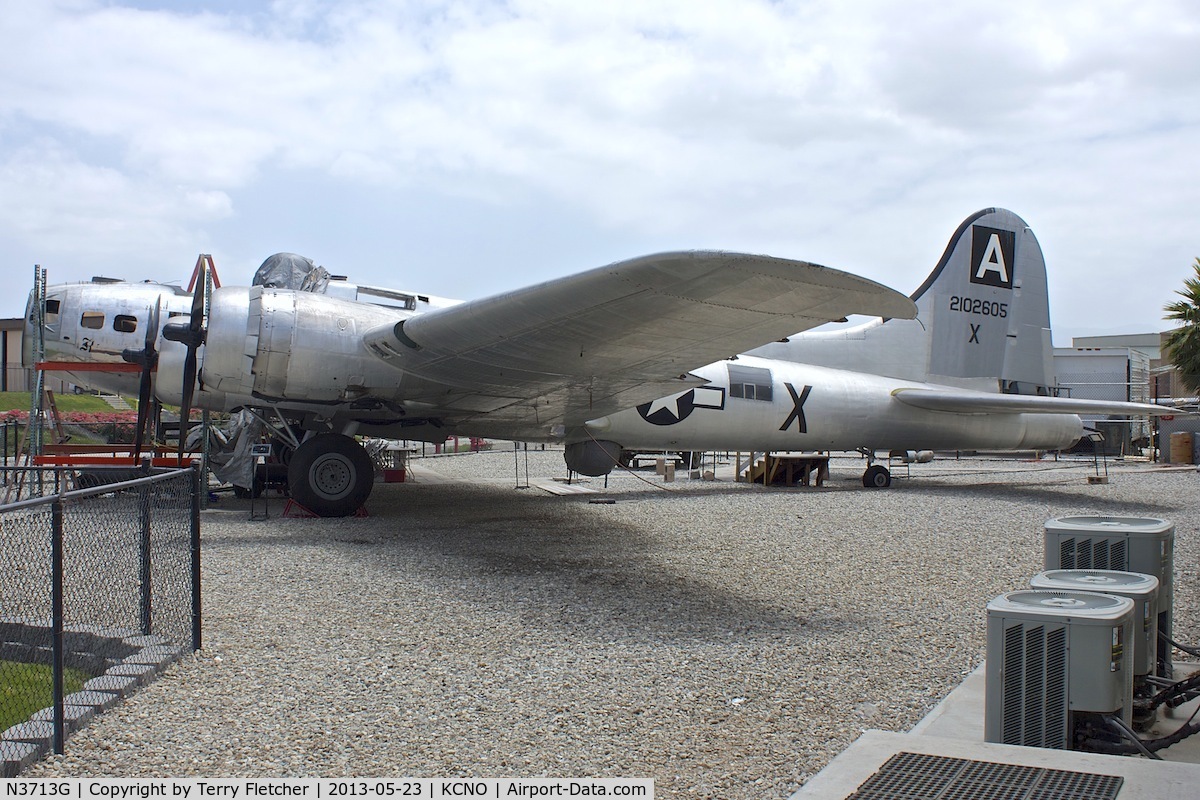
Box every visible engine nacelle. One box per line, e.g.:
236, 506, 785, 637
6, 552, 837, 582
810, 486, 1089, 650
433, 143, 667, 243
197, 286, 402, 403
564, 440, 622, 477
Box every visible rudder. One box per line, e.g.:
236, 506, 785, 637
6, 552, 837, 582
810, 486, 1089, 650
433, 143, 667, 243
916, 208, 1054, 394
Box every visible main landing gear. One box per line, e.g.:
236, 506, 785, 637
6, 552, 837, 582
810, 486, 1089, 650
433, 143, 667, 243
288, 433, 374, 517
862, 463, 892, 488
857, 448, 891, 488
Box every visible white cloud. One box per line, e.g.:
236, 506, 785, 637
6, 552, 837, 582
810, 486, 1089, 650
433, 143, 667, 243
0, 140, 231, 270
0, 0, 1198, 338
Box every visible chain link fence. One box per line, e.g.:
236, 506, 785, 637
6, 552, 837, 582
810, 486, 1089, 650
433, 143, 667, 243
1, 464, 201, 771
1, 420, 19, 465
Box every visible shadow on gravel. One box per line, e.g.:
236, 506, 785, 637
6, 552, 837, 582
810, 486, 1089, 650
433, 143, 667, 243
209, 482, 853, 647
896, 480, 1188, 513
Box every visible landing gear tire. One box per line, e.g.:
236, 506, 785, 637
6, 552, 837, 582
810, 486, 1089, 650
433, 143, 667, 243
862, 464, 891, 488
287, 433, 373, 517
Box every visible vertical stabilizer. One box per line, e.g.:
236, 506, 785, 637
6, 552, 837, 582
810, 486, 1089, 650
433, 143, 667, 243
915, 208, 1054, 393
748, 208, 1055, 393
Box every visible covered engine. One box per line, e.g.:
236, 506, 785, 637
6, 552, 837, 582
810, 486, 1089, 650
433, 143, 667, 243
564, 440, 622, 477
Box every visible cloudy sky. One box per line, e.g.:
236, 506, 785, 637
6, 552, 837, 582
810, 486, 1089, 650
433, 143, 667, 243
2, 0, 1198, 343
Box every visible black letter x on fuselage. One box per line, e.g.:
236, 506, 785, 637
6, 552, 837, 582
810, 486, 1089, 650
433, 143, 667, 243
780, 383, 812, 433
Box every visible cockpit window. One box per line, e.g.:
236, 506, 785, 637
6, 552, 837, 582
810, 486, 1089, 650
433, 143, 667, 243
44, 299, 61, 316
114, 314, 137, 333
80, 311, 105, 330
728, 365, 774, 401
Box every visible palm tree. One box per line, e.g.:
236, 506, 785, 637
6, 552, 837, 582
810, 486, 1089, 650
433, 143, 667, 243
1163, 257, 1200, 396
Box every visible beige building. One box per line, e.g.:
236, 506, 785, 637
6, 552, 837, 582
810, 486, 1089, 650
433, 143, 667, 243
1, 316, 74, 394
1071, 331, 1190, 403
1, 317, 28, 393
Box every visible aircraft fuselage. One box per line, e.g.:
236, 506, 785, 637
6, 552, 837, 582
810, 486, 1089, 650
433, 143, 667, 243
583, 355, 1084, 454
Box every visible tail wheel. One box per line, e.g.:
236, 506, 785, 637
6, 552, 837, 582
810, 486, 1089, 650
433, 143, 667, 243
288, 433, 373, 517
862, 464, 892, 488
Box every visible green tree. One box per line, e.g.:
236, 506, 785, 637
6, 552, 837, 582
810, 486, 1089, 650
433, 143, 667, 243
1163, 257, 1200, 395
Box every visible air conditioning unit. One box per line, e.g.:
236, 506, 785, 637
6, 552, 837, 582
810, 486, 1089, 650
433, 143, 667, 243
1044, 516, 1174, 677
985, 590, 1134, 750
1030, 570, 1159, 680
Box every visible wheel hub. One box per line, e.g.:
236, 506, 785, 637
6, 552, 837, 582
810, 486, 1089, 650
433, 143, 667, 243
310, 454, 354, 499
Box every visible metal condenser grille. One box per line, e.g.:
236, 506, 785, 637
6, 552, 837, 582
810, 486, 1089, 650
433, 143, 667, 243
846, 752, 1123, 800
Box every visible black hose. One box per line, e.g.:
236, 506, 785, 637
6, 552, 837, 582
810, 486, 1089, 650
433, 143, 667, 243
1162, 630, 1200, 659
1090, 701, 1200, 757
1141, 717, 1200, 754
1105, 716, 1162, 760
1145, 669, 1200, 710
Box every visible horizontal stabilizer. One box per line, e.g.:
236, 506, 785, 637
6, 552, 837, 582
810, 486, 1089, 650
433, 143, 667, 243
892, 387, 1180, 417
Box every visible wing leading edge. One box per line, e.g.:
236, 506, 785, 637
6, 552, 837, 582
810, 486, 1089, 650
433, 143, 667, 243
365, 251, 916, 430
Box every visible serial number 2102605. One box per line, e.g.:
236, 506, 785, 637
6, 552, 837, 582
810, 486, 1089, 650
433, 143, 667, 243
949, 296, 1007, 318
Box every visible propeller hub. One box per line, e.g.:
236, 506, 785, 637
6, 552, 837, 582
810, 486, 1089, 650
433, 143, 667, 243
162, 321, 205, 348
121, 348, 159, 369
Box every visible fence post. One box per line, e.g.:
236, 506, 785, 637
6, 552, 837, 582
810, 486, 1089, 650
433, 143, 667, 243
190, 461, 202, 652
51, 497, 65, 755
138, 459, 153, 635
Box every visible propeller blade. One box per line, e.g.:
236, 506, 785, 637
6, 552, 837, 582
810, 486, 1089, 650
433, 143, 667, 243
131, 298, 161, 460
176, 267, 208, 463
178, 346, 196, 463
133, 363, 153, 457
189, 270, 205, 334
145, 296, 161, 352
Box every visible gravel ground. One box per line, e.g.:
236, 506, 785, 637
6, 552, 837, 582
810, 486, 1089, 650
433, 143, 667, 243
22, 448, 1200, 798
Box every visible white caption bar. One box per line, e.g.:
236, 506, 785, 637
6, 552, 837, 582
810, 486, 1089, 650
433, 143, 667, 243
1, 779, 653, 800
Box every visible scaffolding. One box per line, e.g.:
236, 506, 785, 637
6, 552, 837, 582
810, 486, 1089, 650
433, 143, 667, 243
4, 265, 49, 501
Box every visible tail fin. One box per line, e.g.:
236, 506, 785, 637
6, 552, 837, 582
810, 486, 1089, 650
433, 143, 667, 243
748, 208, 1055, 393
914, 208, 1054, 393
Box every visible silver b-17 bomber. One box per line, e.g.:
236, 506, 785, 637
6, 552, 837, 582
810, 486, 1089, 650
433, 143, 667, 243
24, 208, 1173, 515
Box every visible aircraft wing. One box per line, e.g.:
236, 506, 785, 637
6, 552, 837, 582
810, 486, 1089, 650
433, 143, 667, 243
366, 251, 916, 429
892, 388, 1178, 417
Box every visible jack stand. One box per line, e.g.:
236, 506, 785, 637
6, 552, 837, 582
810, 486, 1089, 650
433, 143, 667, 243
249, 453, 270, 520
